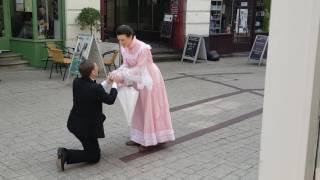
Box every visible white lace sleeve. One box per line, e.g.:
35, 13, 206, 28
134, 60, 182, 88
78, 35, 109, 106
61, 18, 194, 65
111, 45, 153, 90
116, 65, 153, 90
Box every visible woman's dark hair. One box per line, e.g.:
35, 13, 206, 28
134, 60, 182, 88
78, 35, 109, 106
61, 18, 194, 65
116, 25, 135, 39
79, 60, 95, 78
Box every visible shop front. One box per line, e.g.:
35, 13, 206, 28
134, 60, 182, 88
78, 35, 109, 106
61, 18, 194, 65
100, 0, 185, 49
208, 0, 268, 54
100, 0, 268, 54
0, 0, 65, 67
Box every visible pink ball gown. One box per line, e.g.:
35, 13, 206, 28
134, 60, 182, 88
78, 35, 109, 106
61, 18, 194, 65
111, 37, 175, 146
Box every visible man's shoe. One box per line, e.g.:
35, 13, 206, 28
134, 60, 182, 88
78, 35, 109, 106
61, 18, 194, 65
56, 148, 67, 171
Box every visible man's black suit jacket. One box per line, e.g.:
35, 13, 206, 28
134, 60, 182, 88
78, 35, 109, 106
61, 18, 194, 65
67, 77, 118, 138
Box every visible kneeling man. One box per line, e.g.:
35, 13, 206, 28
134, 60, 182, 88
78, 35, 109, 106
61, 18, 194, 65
57, 61, 117, 171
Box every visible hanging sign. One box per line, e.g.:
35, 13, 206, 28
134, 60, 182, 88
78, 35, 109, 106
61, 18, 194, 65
160, 14, 174, 39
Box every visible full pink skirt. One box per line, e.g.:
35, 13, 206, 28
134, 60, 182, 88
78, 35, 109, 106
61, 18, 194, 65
130, 63, 175, 146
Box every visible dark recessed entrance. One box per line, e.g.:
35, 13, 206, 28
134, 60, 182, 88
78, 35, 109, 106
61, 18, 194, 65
101, 0, 170, 42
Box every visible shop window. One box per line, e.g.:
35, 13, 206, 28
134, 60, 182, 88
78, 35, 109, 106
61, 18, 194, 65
209, 0, 233, 35
11, 0, 33, 39
0, 0, 4, 37
255, 0, 265, 33
37, 0, 60, 39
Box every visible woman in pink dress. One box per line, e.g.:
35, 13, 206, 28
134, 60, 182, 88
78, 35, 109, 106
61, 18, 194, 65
110, 25, 175, 151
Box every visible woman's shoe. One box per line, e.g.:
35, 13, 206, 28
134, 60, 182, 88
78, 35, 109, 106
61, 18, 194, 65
138, 146, 151, 152
125, 140, 140, 146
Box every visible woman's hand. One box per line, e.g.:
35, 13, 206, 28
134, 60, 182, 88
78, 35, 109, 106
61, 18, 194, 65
110, 71, 123, 83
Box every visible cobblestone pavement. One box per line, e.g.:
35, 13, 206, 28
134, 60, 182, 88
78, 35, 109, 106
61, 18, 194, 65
0, 57, 265, 180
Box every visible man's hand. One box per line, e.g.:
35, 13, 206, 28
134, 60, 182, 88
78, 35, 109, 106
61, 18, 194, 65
107, 74, 113, 84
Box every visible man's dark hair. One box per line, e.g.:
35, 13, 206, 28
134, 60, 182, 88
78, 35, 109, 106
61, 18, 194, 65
116, 25, 135, 39
79, 60, 95, 78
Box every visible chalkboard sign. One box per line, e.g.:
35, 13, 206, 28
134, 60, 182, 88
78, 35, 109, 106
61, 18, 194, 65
248, 35, 268, 66
181, 34, 207, 64
185, 36, 200, 58
160, 14, 173, 39
66, 34, 106, 81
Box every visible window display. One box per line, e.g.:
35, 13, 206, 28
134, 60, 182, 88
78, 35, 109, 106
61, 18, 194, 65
37, 0, 60, 39
11, 0, 33, 39
209, 0, 233, 35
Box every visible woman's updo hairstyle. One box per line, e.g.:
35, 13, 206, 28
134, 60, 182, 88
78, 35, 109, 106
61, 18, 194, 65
116, 25, 135, 39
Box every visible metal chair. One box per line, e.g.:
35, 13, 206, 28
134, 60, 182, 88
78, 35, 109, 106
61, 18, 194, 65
49, 48, 72, 81
102, 50, 119, 72
42, 42, 56, 70
43, 42, 74, 70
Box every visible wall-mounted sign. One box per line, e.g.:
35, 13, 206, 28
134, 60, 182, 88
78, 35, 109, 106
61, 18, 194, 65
241, 2, 248, 7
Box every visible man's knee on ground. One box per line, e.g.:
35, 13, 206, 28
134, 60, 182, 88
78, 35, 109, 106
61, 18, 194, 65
87, 151, 101, 163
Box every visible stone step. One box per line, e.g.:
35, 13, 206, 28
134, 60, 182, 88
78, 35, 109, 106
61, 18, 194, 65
152, 48, 179, 55
0, 59, 29, 66
0, 65, 34, 71
0, 56, 24, 61
153, 53, 181, 62
220, 52, 250, 58
0, 52, 23, 58
0, 52, 23, 61
0, 52, 29, 68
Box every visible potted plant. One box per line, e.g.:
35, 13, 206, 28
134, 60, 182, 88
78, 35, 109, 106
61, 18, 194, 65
76, 7, 101, 35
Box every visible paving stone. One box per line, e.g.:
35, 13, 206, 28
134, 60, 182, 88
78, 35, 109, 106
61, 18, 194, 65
0, 58, 264, 180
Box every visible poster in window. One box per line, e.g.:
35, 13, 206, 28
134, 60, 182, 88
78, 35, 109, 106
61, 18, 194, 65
15, 0, 24, 11
24, 0, 32, 12
16, 4, 24, 11
235, 9, 248, 33
52, 0, 59, 20
170, 0, 179, 16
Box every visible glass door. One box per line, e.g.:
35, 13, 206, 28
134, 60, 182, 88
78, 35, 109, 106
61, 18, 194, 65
106, 0, 116, 32
137, 0, 169, 40
116, 0, 139, 32
138, 0, 153, 32
106, 0, 169, 41
232, 0, 254, 52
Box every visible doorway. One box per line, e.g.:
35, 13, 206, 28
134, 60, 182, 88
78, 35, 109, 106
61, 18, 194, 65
102, 0, 170, 42
232, 0, 255, 52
